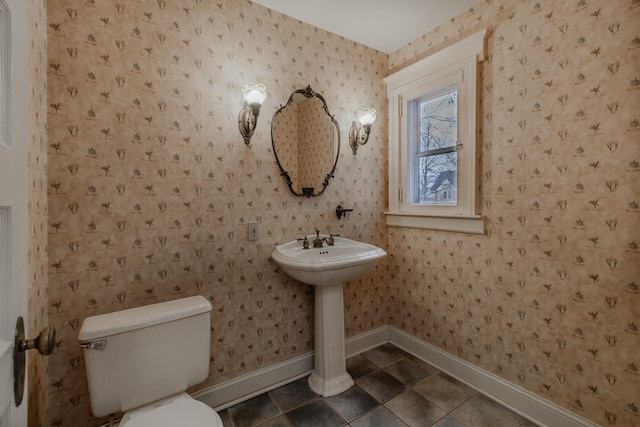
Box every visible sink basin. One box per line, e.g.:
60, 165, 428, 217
271, 235, 386, 397
271, 236, 387, 286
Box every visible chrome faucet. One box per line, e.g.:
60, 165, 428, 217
313, 230, 327, 248
299, 230, 339, 249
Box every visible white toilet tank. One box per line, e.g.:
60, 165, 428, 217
78, 296, 212, 418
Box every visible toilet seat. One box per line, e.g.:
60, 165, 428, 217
119, 393, 222, 427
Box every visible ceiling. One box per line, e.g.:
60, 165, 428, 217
251, 0, 481, 54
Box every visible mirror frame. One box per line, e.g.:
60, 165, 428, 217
271, 86, 340, 197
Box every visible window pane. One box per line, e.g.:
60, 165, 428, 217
418, 91, 457, 153
417, 152, 457, 205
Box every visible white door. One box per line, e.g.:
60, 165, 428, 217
0, 0, 30, 425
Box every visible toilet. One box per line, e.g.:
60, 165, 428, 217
78, 296, 223, 426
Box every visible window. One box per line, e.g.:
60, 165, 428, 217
385, 30, 486, 234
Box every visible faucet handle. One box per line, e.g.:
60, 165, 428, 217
297, 236, 310, 249
327, 233, 339, 246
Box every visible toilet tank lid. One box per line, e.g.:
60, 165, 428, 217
78, 296, 212, 341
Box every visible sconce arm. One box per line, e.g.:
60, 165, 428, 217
239, 102, 262, 145
348, 121, 372, 155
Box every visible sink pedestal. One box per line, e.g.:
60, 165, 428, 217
270, 235, 387, 397
308, 283, 354, 397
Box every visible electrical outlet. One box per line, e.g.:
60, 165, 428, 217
248, 222, 259, 241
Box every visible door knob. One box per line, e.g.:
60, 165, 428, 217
19, 325, 56, 355
13, 317, 56, 406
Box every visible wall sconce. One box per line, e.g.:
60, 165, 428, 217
349, 107, 376, 155
238, 82, 267, 145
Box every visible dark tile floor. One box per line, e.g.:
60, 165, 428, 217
219, 344, 539, 427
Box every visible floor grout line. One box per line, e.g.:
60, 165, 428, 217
222, 344, 536, 427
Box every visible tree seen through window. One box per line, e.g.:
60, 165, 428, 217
414, 90, 457, 205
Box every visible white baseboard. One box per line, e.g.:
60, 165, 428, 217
345, 325, 391, 357
386, 326, 597, 427
193, 326, 390, 411
193, 352, 313, 410
194, 325, 596, 427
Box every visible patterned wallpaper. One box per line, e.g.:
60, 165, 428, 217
27, 0, 49, 426
40, 0, 638, 426
45, 0, 388, 425
388, 1, 640, 426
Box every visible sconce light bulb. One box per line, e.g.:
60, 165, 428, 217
242, 82, 267, 106
239, 82, 267, 145
349, 107, 376, 155
357, 107, 376, 126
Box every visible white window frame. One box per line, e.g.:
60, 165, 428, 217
384, 30, 486, 234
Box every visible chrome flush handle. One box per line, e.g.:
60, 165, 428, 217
80, 340, 107, 351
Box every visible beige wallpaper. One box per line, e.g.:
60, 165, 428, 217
27, 0, 49, 426
41, 0, 638, 426
388, 1, 640, 426
45, 0, 388, 425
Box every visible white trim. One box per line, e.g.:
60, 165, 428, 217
384, 30, 487, 92
385, 30, 486, 232
192, 325, 597, 427
1, 0, 29, 424
0, 0, 10, 149
0, 210, 9, 417
193, 326, 391, 412
386, 212, 485, 234
193, 352, 313, 411
0, 340, 11, 421
0, 208, 9, 341
387, 326, 597, 427
345, 325, 391, 357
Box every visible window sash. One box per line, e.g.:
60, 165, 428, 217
414, 150, 458, 205
402, 74, 464, 215
409, 86, 459, 207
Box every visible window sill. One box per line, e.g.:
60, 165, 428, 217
385, 212, 485, 234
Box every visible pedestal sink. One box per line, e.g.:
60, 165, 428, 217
271, 235, 387, 396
